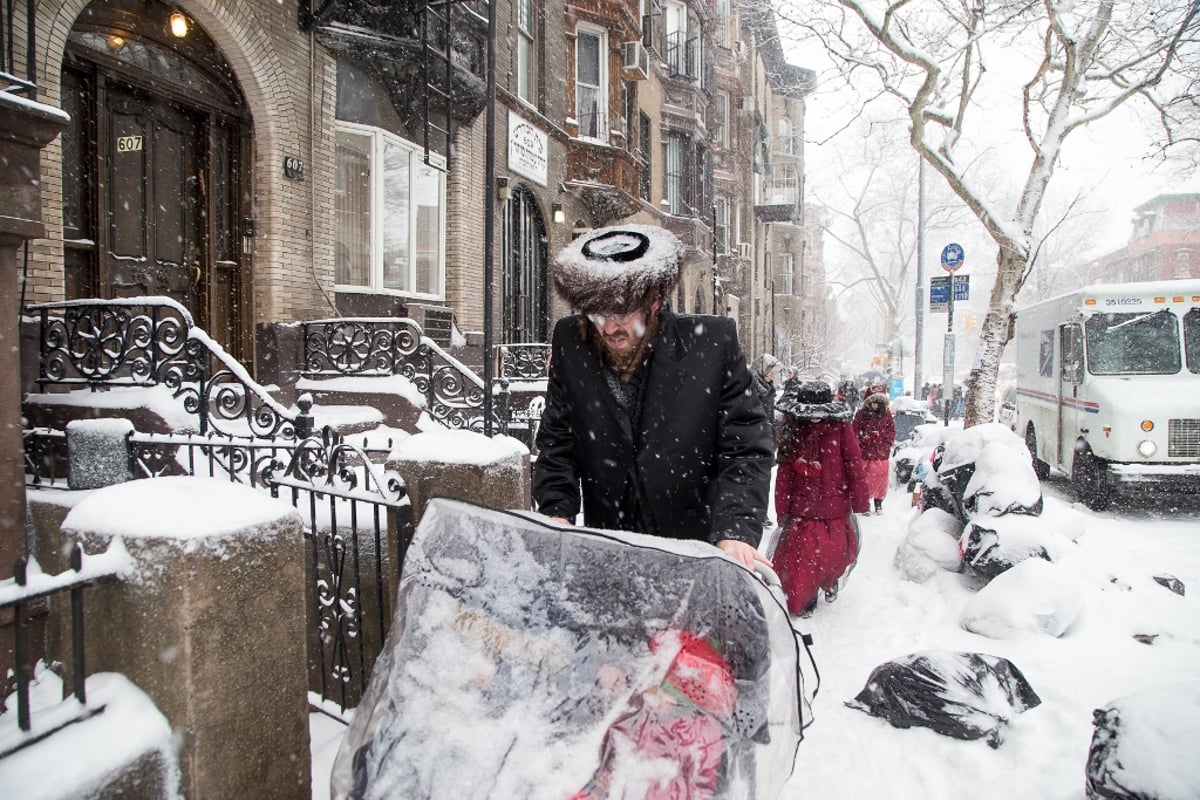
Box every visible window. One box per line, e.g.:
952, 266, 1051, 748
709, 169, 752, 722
664, 1, 694, 79
715, 0, 731, 47
335, 124, 445, 298
638, 112, 652, 201
575, 27, 607, 141
516, 0, 537, 103
714, 91, 729, 149
778, 253, 794, 294
714, 196, 729, 254
1085, 310, 1181, 375
777, 117, 796, 155
769, 163, 800, 205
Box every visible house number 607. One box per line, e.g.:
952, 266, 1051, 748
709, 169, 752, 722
116, 136, 144, 152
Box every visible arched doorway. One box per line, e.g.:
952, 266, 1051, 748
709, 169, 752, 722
60, 0, 254, 364
501, 185, 548, 343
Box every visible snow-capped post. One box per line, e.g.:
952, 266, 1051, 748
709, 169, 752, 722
59, 477, 311, 800
387, 430, 530, 530
294, 392, 315, 440
66, 418, 135, 490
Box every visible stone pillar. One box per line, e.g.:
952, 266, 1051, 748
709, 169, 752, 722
60, 477, 311, 800
388, 430, 531, 529
0, 84, 70, 695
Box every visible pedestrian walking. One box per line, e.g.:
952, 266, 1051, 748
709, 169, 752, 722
533, 224, 775, 571
853, 385, 895, 515
753, 353, 780, 443
771, 380, 869, 616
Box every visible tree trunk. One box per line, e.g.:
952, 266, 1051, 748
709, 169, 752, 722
963, 246, 1026, 427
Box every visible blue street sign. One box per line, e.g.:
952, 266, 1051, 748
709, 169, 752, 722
941, 243, 965, 272
929, 275, 969, 309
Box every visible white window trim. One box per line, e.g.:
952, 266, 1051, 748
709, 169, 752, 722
334, 121, 446, 301
575, 24, 609, 144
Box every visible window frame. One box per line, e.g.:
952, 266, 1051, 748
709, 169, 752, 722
334, 121, 446, 300
516, 0, 538, 104
575, 25, 609, 143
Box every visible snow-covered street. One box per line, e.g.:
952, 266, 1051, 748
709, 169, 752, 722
308, 477, 1200, 799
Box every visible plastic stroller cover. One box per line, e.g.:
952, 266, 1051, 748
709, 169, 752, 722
845, 650, 1041, 748
330, 498, 804, 800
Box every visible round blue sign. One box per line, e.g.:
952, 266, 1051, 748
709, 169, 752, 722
941, 243, 965, 272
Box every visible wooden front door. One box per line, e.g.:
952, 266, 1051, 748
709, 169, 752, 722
104, 82, 205, 312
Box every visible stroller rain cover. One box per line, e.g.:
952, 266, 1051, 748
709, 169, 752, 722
331, 498, 803, 800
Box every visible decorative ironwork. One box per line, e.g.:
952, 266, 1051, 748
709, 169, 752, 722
260, 424, 408, 713
497, 343, 551, 381
303, 318, 495, 432
31, 298, 297, 439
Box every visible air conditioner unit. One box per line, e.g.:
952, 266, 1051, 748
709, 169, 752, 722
736, 96, 755, 118
622, 41, 650, 80
737, 242, 753, 260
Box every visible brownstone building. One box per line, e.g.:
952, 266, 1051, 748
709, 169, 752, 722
1086, 193, 1200, 284
14, 0, 815, 380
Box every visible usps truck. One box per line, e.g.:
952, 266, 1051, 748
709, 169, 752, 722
1013, 279, 1200, 510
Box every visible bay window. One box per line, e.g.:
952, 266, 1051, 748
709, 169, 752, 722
335, 124, 445, 298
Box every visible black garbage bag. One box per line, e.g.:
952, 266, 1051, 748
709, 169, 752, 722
1085, 685, 1200, 800
959, 519, 1052, 581
846, 650, 1041, 748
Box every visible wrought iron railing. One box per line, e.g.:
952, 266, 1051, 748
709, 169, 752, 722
302, 317, 492, 432
0, 542, 124, 752
30, 298, 297, 439
21, 407, 409, 716
496, 343, 550, 381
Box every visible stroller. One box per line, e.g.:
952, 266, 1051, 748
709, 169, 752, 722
331, 498, 805, 800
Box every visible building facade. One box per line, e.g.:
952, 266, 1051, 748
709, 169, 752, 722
17, 0, 816, 381
1086, 193, 1200, 284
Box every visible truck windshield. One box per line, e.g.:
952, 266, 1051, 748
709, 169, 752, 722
1084, 310, 1181, 375
1186, 308, 1200, 374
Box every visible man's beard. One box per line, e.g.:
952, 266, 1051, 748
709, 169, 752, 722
600, 313, 657, 378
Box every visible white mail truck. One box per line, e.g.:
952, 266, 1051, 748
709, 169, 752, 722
1013, 279, 1200, 510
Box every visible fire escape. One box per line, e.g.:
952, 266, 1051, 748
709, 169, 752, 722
299, 0, 489, 168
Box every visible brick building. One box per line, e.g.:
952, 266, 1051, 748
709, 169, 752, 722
1086, 193, 1200, 284
16, 0, 816, 378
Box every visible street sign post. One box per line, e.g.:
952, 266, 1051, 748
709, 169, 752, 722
929, 275, 969, 311
939, 243, 964, 425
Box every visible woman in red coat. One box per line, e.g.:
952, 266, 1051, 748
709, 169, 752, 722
772, 380, 869, 617
853, 386, 896, 515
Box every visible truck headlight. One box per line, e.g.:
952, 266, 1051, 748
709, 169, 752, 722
1137, 440, 1157, 458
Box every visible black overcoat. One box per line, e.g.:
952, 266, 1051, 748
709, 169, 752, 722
533, 310, 773, 546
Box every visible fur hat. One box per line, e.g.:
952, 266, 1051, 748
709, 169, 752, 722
777, 379, 852, 421
757, 353, 780, 378
551, 225, 683, 314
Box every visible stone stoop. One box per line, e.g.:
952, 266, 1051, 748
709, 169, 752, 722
298, 378, 426, 436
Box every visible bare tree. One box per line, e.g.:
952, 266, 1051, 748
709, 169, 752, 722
814, 116, 971, 367
779, 0, 1200, 425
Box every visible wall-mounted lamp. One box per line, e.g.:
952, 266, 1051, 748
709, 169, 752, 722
496, 175, 511, 201
552, 203, 565, 224
169, 11, 190, 39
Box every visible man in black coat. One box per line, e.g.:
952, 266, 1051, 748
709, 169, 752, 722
533, 225, 774, 570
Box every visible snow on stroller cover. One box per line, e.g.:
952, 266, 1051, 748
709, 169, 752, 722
331, 498, 804, 800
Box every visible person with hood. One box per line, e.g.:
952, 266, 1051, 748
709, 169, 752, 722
753, 353, 780, 443
853, 385, 896, 515
772, 379, 868, 616
533, 225, 774, 571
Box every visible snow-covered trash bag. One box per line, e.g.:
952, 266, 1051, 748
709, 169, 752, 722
894, 507, 963, 583
1085, 684, 1200, 800
845, 650, 1042, 748
959, 558, 1083, 639
958, 513, 1062, 580
330, 498, 804, 800
922, 424, 1043, 522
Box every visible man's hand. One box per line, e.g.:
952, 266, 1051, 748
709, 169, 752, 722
716, 539, 772, 571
